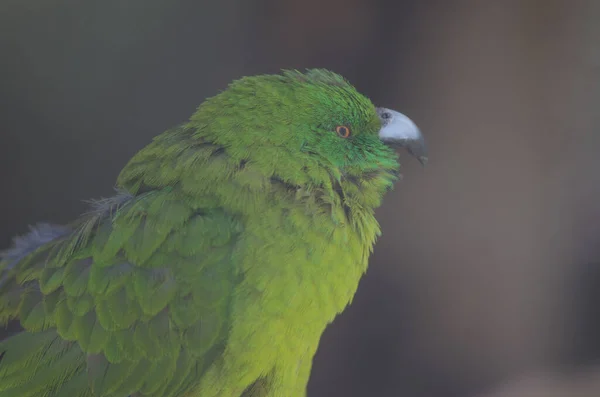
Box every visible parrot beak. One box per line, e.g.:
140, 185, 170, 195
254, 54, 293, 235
376, 107, 428, 166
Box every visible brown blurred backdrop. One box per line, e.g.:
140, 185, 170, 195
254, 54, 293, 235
1, 1, 600, 396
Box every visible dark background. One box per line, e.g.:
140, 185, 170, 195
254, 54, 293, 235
2, 1, 600, 396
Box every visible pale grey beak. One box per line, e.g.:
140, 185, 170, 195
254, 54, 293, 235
376, 107, 427, 166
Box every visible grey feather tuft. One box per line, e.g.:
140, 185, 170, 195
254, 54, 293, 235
0, 223, 71, 271
1, 189, 134, 273
58, 188, 135, 263
84, 188, 134, 218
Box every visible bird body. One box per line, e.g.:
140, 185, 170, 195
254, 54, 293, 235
0, 69, 426, 397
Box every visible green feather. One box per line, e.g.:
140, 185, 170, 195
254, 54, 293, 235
86, 354, 134, 396
67, 293, 94, 316
0, 345, 82, 397
86, 316, 110, 354
105, 288, 140, 329
88, 262, 134, 296
43, 288, 62, 317
62, 258, 91, 297
54, 297, 74, 340
161, 350, 196, 397
111, 358, 154, 396
132, 321, 160, 360
139, 354, 177, 395
183, 312, 222, 356
0, 330, 56, 378
46, 370, 91, 397
38, 267, 64, 295
93, 299, 115, 331
101, 334, 124, 364
18, 289, 47, 331
133, 268, 177, 316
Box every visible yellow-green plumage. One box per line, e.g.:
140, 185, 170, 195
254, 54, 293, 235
0, 69, 424, 397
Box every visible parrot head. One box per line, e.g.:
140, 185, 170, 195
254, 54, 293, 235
187, 69, 426, 197
120, 69, 426, 212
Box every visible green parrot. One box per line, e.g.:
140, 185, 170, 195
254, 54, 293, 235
0, 69, 426, 397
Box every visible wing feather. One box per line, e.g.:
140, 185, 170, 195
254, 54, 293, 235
0, 189, 242, 397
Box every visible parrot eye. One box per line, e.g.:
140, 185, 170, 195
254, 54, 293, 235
335, 125, 351, 138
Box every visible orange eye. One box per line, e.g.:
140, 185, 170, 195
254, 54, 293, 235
335, 125, 351, 138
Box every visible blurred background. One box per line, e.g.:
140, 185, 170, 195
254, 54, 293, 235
1, 0, 600, 396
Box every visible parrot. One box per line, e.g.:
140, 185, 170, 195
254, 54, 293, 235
0, 69, 427, 397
